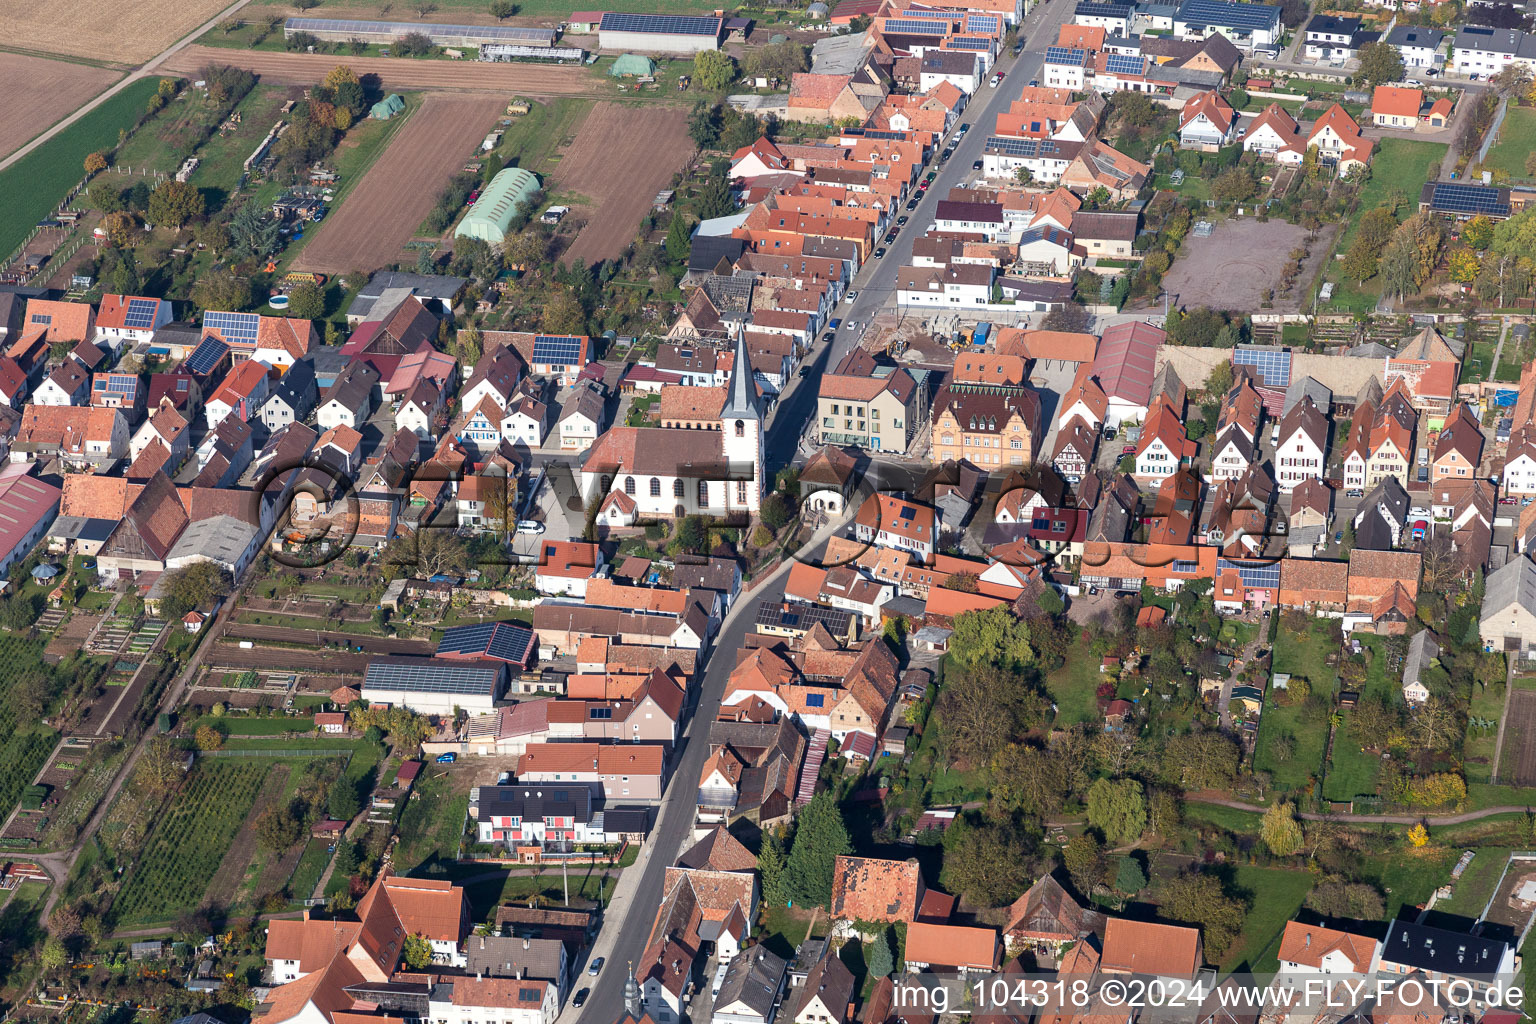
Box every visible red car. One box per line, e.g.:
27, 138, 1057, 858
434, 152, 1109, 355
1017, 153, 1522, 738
1121, 444, 1136, 455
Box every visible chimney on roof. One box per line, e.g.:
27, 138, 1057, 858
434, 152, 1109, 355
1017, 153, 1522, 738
524, 938, 531, 950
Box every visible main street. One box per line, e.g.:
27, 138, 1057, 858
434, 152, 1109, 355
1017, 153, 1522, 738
568, 5, 1074, 1021
832, 0, 1078, 370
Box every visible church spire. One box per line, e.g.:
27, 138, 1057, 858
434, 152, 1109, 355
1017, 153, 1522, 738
624, 960, 641, 1019
721, 331, 761, 421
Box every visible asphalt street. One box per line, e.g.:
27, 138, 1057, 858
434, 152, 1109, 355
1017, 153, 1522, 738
568, 5, 1077, 1021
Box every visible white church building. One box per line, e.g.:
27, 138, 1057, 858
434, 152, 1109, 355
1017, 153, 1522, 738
581, 335, 765, 518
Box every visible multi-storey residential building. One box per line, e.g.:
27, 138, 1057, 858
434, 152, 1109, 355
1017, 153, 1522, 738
930, 383, 1042, 468
1275, 396, 1329, 492
816, 370, 922, 453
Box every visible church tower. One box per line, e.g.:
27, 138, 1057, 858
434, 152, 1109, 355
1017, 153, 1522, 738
719, 332, 764, 513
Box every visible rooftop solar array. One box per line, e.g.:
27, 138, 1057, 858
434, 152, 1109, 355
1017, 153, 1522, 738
986, 136, 1060, 157
531, 335, 584, 365
1105, 52, 1146, 74
1076, 0, 1134, 11
946, 35, 992, 49
1427, 182, 1511, 217
287, 16, 553, 40
1044, 45, 1088, 63
1177, 0, 1280, 30
123, 298, 159, 330
965, 12, 1002, 30
901, 9, 958, 19
1233, 345, 1291, 387
204, 310, 260, 345
93, 376, 138, 394
364, 659, 501, 696
599, 12, 723, 35
437, 621, 536, 663
1218, 557, 1281, 589
1171, 558, 1199, 573
185, 336, 231, 376
883, 18, 949, 33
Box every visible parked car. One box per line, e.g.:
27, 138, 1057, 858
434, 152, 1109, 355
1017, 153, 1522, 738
874, 247, 887, 259
846, 291, 858, 303
906, 198, 920, 210
1121, 444, 1136, 455
436, 753, 457, 764
516, 520, 544, 535
896, 216, 908, 226
925, 171, 937, 182
829, 318, 842, 329
573, 991, 590, 1009
972, 159, 983, 170
885, 231, 898, 243
1335, 531, 1344, 543
1346, 488, 1363, 498
589, 959, 605, 977
1029, 78, 1039, 87
959, 122, 971, 133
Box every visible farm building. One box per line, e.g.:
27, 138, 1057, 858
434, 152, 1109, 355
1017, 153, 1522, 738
371, 94, 406, 120
456, 167, 542, 245
362, 656, 506, 715
597, 12, 723, 53
610, 53, 657, 76
283, 17, 557, 47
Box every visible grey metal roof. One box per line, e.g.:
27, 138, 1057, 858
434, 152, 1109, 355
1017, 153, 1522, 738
167, 514, 258, 565
1402, 630, 1440, 689
1281, 375, 1332, 417
1384, 24, 1445, 48
1484, 556, 1536, 620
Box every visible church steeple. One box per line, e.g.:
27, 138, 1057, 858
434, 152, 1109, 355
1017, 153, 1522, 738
624, 960, 641, 1018
721, 332, 761, 422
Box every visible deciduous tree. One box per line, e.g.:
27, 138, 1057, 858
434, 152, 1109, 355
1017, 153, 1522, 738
195, 725, 224, 751
1086, 778, 1146, 846
940, 816, 1034, 905
693, 50, 737, 91
1356, 41, 1405, 87
1155, 872, 1248, 958
1261, 800, 1304, 855
287, 280, 326, 320
402, 933, 434, 969
948, 605, 1034, 669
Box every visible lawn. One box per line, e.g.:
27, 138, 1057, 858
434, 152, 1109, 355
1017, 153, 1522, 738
1045, 655, 1103, 727
757, 903, 829, 960
189, 714, 314, 735
285, 838, 335, 904
1465, 341, 1498, 386
1336, 138, 1448, 252
1323, 713, 1382, 801
1433, 847, 1510, 921
1466, 674, 1507, 784
1183, 800, 1263, 834
462, 868, 616, 921
1252, 696, 1327, 794
1484, 106, 1536, 181
0, 78, 161, 260
1220, 620, 1259, 647
1221, 866, 1315, 973
1153, 172, 1211, 201
217, 736, 361, 751
394, 767, 468, 873
111, 761, 271, 925
1364, 846, 1456, 919
1272, 617, 1339, 689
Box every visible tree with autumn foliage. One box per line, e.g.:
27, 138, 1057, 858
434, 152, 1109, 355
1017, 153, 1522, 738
1448, 248, 1481, 284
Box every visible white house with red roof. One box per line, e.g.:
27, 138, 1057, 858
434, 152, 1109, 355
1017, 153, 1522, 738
1177, 92, 1237, 151
731, 137, 799, 182
205, 360, 271, 430
0, 463, 60, 578
1243, 103, 1304, 163
1307, 104, 1374, 173
94, 295, 171, 350
535, 541, 606, 598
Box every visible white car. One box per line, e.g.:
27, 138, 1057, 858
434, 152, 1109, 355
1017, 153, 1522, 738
516, 520, 545, 535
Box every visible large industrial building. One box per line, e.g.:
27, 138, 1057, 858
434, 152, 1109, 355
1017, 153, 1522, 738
597, 12, 723, 53
283, 17, 557, 47
455, 167, 542, 245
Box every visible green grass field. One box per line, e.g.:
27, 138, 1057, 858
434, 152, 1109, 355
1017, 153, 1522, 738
1434, 847, 1510, 920
1336, 138, 1448, 254
1324, 713, 1382, 801
1466, 675, 1507, 784
1221, 866, 1315, 973
0, 78, 161, 260
394, 767, 468, 873
1253, 696, 1327, 794
1045, 656, 1102, 727
1485, 106, 1536, 181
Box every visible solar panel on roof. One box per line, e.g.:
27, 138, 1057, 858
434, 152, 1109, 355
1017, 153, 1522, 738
1429, 182, 1510, 217
531, 335, 583, 365
1178, 0, 1279, 30
364, 659, 500, 695
123, 298, 158, 330
883, 18, 949, 33
185, 336, 230, 376
1044, 45, 1086, 63
946, 35, 991, 49
899, 8, 957, 19
599, 11, 723, 35
986, 136, 1056, 157
286, 16, 552, 40
1233, 346, 1291, 387
964, 12, 1001, 29
1105, 52, 1145, 74
203, 310, 259, 345
1218, 557, 1281, 589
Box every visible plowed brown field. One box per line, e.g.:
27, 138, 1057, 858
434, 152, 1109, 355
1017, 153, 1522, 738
292, 93, 503, 273
0, 54, 121, 159
557, 103, 691, 265
2, 0, 235, 63
160, 45, 590, 94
